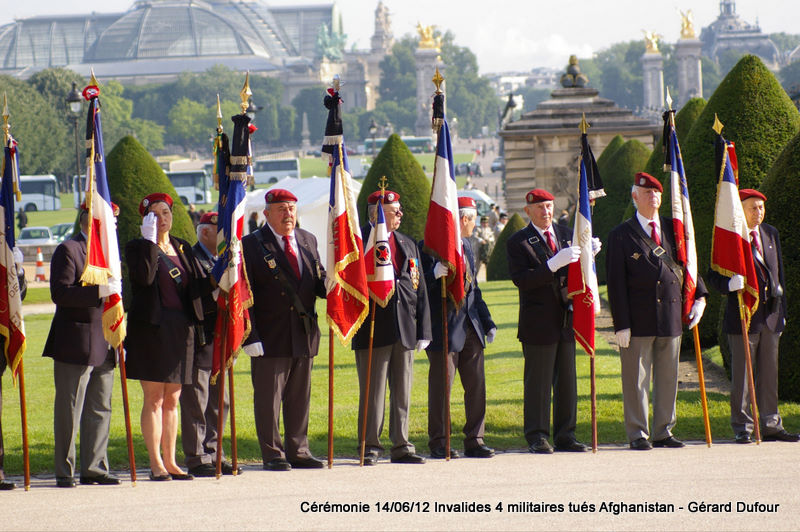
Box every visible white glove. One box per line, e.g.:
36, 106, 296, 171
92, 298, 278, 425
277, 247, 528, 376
12, 246, 23, 266
687, 298, 706, 329
243, 343, 264, 357
416, 339, 430, 352
728, 274, 745, 292
591, 237, 602, 257
433, 262, 449, 279
486, 327, 496, 344
615, 328, 631, 349
546, 246, 581, 272
98, 278, 122, 298
140, 212, 157, 243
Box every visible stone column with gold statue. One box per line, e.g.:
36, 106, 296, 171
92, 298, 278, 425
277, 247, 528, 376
641, 31, 664, 111
675, 9, 703, 107
414, 23, 443, 137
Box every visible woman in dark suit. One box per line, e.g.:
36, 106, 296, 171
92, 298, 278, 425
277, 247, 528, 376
126, 193, 204, 481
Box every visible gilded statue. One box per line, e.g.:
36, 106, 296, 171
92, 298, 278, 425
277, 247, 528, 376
416, 22, 441, 51
642, 30, 661, 54
679, 9, 696, 39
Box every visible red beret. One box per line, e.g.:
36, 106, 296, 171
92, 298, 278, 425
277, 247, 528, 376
367, 190, 400, 205
739, 189, 766, 202
80, 199, 120, 216
265, 188, 298, 204
139, 193, 173, 216
458, 196, 476, 209
198, 211, 218, 225
634, 172, 663, 192
525, 188, 554, 204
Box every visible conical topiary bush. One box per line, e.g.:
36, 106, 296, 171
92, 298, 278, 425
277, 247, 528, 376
486, 212, 527, 281
681, 55, 800, 345
596, 134, 625, 179
357, 134, 431, 241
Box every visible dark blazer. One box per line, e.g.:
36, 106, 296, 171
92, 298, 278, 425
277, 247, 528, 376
421, 237, 495, 353
707, 222, 786, 335
242, 225, 326, 358
353, 226, 432, 351
43, 234, 109, 367
192, 241, 218, 368
606, 216, 708, 337
507, 222, 572, 345
126, 236, 204, 326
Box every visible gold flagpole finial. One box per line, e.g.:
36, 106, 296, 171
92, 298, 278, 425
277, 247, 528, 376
665, 87, 673, 111
579, 113, 589, 134
712, 113, 724, 135
432, 67, 444, 95
216, 94, 223, 131
89, 68, 100, 87
378, 176, 388, 195
240, 72, 252, 115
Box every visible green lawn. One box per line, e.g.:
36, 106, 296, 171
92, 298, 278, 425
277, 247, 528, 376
4, 280, 794, 475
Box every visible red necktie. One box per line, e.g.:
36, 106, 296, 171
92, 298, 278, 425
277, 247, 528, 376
649, 221, 661, 247
750, 230, 762, 256
283, 235, 301, 279
544, 230, 557, 253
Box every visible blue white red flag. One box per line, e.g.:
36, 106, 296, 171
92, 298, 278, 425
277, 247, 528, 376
423, 113, 465, 308
80, 83, 125, 348
664, 114, 698, 324
711, 132, 758, 326
326, 143, 368, 343
365, 196, 395, 307
0, 116, 25, 379
567, 133, 600, 356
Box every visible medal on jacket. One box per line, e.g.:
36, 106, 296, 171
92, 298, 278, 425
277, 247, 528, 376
409, 257, 419, 290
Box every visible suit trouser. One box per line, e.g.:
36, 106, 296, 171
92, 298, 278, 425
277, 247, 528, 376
53, 356, 114, 478
620, 335, 681, 442
521, 337, 577, 445
355, 342, 416, 458
729, 330, 784, 435
427, 327, 487, 450
180, 366, 228, 468
250, 356, 312, 462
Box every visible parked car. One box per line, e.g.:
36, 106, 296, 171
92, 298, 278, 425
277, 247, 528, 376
51, 222, 75, 243
17, 226, 57, 247
491, 157, 505, 173
454, 162, 483, 177
457, 189, 494, 217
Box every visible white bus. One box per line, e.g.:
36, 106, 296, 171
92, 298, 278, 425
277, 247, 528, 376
253, 158, 300, 184
19, 175, 61, 211
166, 170, 212, 205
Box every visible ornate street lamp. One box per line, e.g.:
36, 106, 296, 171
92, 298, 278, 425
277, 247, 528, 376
65, 81, 83, 197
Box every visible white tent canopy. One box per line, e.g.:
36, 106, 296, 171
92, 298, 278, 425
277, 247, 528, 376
245, 176, 363, 265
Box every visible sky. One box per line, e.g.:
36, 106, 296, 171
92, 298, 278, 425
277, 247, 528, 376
2, 0, 799, 73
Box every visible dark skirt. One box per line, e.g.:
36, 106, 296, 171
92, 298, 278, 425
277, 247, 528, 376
125, 308, 194, 384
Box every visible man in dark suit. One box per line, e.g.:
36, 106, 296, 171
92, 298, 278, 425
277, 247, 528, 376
352, 190, 431, 465
606, 173, 708, 450
44, 206, 121, 487
180, 212, 242, 477
421, 196, 496, 459
707, 189, 797, 444
0, 248, 26, 490
242, 189, 327, 471
507, 188, 589, 454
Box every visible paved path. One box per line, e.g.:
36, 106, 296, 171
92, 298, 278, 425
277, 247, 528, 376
2, 441, 799, 531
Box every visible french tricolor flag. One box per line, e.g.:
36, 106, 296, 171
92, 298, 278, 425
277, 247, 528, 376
365, 198, 395, 307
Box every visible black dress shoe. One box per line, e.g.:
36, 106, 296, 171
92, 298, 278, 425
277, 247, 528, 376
629, 437, 652, 450
464, 444, 495, 458
653, 436, 685, 448
390, 452, 426, 464
188, 464, 217, 477
555, 440, 589, 452
169, 472, 194, 480
290, 456, 324, 469
220, 461, 243, 475
0, 480, 16, 490
362, 451, 379, 466
430, 447, 460, 459
80, 474, 121, 485
149, 471, 171, 481
528, 439, 554, 454
263, 458, 292, 471
56, 477, 77, 488
762, 429, 800, 442
735, 432, 752, 444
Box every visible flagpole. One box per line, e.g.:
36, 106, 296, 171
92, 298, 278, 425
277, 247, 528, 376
215, 318, 228, 478
328, 328, 334, 469
737, 292, 761, 444
440, 278, 451, 461
16, 360, 29, 490
117, 343, 137, 484
359, 301, 377, 466
227, 354, 238, 475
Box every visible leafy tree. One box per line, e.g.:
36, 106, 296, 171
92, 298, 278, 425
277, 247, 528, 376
378, 36, 417, 104
292, 86, 327, 146
770, 33, 800, 55
167, 98, 239, 150
100, 80, 164, 153
486, 212, 526, 281
779, 60, 800, 94
515, 86, 550, 113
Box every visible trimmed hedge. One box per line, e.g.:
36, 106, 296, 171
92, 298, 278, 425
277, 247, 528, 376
596, 134, 625, 179
486, 212, 527, 281
760, 130, 800, 401
681, 55, 800, 346
357, 134, 431, 242
593, 139, 650, 283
